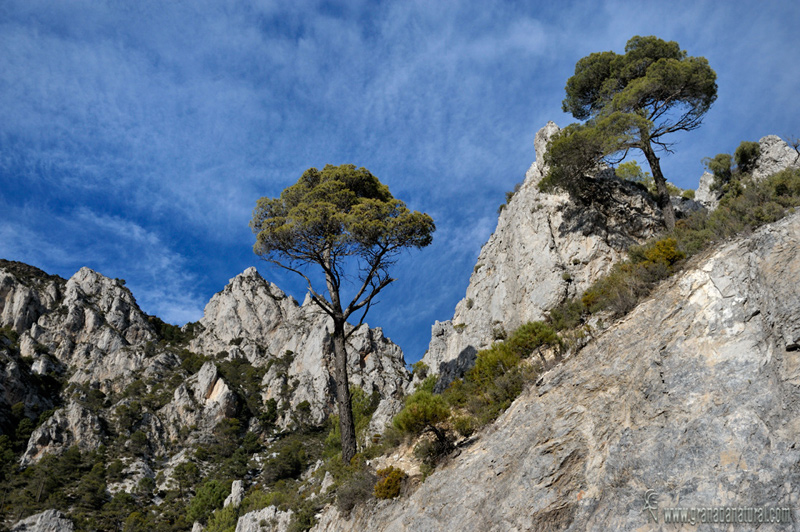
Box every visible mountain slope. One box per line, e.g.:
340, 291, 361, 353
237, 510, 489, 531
313, 210, 800, 532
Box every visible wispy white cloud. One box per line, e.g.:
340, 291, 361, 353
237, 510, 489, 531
2, 0, 799, 358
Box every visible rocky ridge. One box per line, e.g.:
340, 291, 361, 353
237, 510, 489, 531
189, 267, 409, 433
421, 122, 663, 387
0, 259, 409, 524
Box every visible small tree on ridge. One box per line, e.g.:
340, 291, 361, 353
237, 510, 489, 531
543, 35, 718, 230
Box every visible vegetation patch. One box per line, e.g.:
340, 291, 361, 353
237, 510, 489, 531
373, 466, 406, 499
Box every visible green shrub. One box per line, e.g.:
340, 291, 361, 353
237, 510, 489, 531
734, 140, 761, 174
263, 440, 307, 484
704, 153, 733, 191
466, 343, 518, 390
205, 504, 238, 532
392, 390, 450, 436
452, 415, 476, 438
410, 361, 429, 379
548, 298, 586, 331
129, 431, 148, 456
505, 321, 562, 359
178, 349, 207, 374
373, 466, 406, 499
0, 325, 19, 347
187, 479, 231, 524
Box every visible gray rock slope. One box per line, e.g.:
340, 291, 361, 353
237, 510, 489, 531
313, 210, 800, 532
422, 122, 662, 386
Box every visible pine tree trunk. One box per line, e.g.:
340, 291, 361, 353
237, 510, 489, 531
641, 139, 676, 231
333, 318, 357, 464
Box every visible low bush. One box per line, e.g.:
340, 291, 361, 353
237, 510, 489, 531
373, 466, 406, 499
392, 390, 450, 437
336, 468, 376, 516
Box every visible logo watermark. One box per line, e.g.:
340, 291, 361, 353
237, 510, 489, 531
643, 490, 794, 526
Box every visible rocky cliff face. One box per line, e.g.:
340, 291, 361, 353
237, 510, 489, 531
0, 261, 408, 470
189, 267, 409, 432
313, 210, 800, 532
422, 122, 662, 387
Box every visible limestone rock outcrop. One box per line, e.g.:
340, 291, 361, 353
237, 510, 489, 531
752, 135, 800, 181
422, 122, 662, 386
21, 401, 105, 466
313, 211, 800, 532
234, 506, 293, 532
695, 170, 719, 210
190, 267, 409, 431
0, 259, 409, 474
10, 509, 75, 532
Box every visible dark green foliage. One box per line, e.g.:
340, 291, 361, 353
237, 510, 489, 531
211, 418, 242, 459
187, 479, 231, 524
734, 141, 761, 174
392, 389, 450, 436
106, 459, 125, 483
178, 349, 208, 374
0, 434, 15, 484
129, 430, 149, 456
173, 461, 200, 495
0, 260, 64, 288
1, 446, 103, 523
0, 325, 19, 348
260, 398, 279, 429
373, 466, 406, 499
147, 316, 196, 345
14, 417, 35, 451
78, 387, 108, 411
122, 379, 147, 399
704, 153, 733, 191
263, 440, 307, 483
548, 298, 586, 331
216, 357, 265, 420
115, 401, 143, 433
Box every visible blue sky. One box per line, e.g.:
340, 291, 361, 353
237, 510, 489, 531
1, 0, 799, 363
